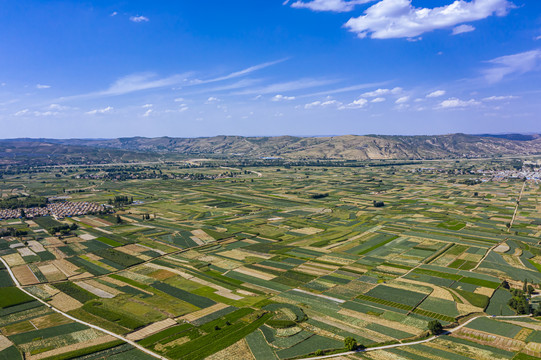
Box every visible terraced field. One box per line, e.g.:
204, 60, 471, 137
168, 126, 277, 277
0, 158, 540, 359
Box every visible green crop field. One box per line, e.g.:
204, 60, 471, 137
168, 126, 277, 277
0, 157, 540, 359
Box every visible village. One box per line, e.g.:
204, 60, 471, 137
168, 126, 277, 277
0, 201, 106, 220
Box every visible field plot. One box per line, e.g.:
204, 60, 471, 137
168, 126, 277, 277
1, 160, 541, 359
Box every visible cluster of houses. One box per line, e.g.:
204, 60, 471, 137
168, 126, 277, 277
0, 201, 106, 220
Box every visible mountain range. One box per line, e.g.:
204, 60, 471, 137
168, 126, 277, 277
1, 133, 541, 165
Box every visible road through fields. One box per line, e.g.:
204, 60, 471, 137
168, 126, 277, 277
0, 257, 167, 360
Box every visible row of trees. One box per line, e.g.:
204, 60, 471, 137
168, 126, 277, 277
0, 227, 28, 237
49, 223, 78, 236
0, 196, 48, 210
109, 196, 133, 207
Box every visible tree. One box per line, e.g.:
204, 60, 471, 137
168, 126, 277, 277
527, 285, 535, 296
523, 279, 528, 293
502, 280, 510, 289
508, 293, 531, 315
344, 337, 357, 351
428, 320, 443, 335
314, 349, 323, 356
116, 215, 122, 224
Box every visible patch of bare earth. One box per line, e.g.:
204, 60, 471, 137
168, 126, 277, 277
205, 339, 254, 360
49, 292, 83, 312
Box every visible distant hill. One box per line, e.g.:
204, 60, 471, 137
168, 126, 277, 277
476, 133, 541, 141
0, 140, 161, 166
1, 133, 541, 165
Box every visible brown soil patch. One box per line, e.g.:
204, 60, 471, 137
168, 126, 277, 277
49, 292, 82, 312
148, 269, 177, 280
12, 265, 39, 285
32, 313, 72, 329
0, 335, 12, 351
126, 318, 177, 341
191, 229, 215, 242
50, 257, 77, 272
3, 253, 26, 267
179, 303, 229, 323
206, 339, 254, 360
38, 263, 66, 282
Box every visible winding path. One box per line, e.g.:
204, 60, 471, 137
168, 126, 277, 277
0, 257, 167, 360
300, 314, 532, 360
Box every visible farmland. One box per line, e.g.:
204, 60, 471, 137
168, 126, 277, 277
0, 156, 540, 359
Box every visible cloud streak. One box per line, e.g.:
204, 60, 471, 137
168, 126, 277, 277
59, 60, 286, 101
231, 78, 337, 95
290, 0, 374, 12
483, 50, 541, 83
202, 58, 288, 84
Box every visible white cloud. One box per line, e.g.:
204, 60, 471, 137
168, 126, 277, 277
33, 111, 57, 116
14, 109, 29, 116
438, 98, 480, 109
344, 0, 513, 39
341, 98, 368, 109
206, 96, 221, 103
482, 95, 518, 101
362, 87, 402, 97
290, 0, 374, 12
36, 84, 51, 89
48, 104, 69, 110
304, 99, 342, 109
179, 106, 189, 112
305, 101, 322, 109
426, 90, 446, 98
174, 97, 185, 102
142, 103, 153, 108
536, 35, 541, 41
272, 94, 296, 101
395, 103, 410, 110
142, 109, 153, 117
110, 11, 118, 17
483, 50, 541, 83
395, 96, 410, 104
86, 106, 113, 115
130, 15, 149, 23
452, 24, 476, 35
371, 97, 386, 103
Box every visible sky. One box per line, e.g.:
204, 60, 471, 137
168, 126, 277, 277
1, 0, 540, 138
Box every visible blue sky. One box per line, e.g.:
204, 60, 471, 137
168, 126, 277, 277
1, 0, 540, 138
